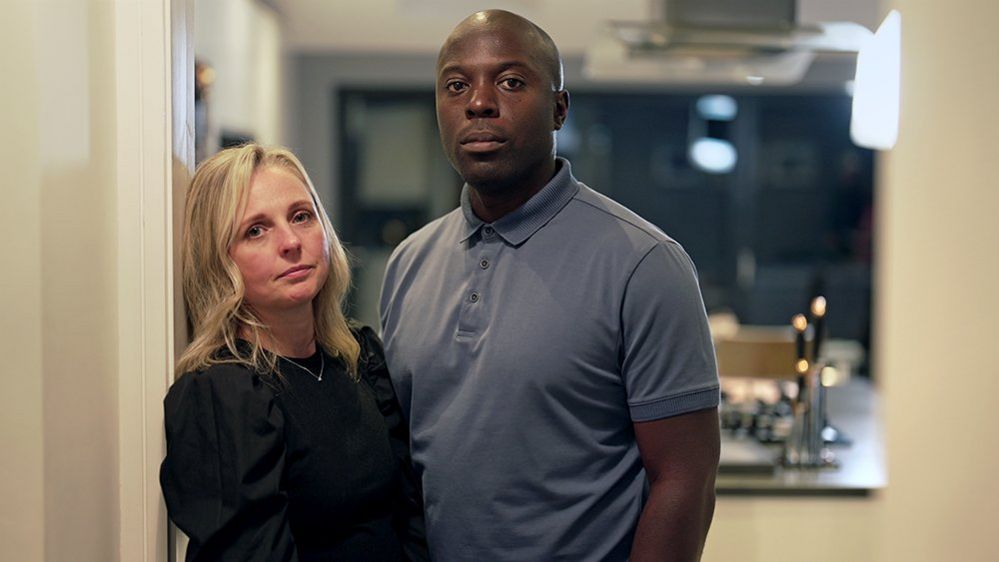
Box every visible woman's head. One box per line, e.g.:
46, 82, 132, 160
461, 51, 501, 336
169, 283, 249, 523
178, 144, 359, 376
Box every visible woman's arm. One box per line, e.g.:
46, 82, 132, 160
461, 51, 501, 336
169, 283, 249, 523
356, 326, 430, 562
160, 366, 298, 562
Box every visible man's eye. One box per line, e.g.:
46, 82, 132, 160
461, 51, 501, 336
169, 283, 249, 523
292, 211, 313, 224
446, 81, 468, 93
499, 78, 524, 90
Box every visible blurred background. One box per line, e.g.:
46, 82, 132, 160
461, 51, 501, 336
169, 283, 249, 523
194, 0, 878, 356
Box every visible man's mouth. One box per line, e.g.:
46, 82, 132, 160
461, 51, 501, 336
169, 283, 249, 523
460, 132, 506, 153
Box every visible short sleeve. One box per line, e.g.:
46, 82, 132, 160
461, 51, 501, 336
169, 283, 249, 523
355, 326, 430, 562
160, 366, 298, 562
621, 242, 720, 422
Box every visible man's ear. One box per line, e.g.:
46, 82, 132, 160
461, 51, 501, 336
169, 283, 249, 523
553, 90, 570, 130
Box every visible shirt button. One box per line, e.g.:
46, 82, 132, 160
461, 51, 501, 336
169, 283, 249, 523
483, 226, 494, 237
469, 292, 480, 303
479, 259, 490, 269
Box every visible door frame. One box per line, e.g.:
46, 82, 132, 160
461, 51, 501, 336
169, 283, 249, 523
114, 1, 193, 560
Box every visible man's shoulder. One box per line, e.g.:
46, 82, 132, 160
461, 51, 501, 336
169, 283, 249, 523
566, 182, 678, 249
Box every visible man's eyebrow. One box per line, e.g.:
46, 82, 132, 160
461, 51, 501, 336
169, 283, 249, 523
438, 60, 534, 77
437, 62, 462, 77
495, 61, 532, 73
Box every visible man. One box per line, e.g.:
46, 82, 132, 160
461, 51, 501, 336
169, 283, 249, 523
380, 10, 720, 562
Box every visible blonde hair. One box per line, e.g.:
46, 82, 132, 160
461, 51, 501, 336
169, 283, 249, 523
176, 143, 360, 379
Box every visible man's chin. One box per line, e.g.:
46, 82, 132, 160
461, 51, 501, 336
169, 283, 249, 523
457, 160, 510, 191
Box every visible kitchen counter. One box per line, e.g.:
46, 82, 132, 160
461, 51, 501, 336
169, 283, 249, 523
716, 378, 885, 496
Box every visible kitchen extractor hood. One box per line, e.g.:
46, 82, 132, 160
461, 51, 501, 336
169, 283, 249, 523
584, 0, 873, 86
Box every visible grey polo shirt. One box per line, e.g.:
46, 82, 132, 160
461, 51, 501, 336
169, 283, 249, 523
380, 158, 719, 561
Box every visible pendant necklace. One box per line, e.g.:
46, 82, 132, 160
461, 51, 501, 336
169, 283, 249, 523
283, 352, 325, 382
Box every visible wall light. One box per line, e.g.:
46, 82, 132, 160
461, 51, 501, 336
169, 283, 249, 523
696, 95, 738, 121
850, 10, 901, 150
689, 138, 737, 174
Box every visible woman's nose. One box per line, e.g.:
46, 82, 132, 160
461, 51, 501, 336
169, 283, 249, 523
279, 227, 302, 254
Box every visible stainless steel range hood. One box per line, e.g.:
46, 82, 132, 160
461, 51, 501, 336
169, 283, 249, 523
584, 0, 873, 86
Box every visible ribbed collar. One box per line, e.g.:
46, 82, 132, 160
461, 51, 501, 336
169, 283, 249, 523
459, 157, 579, 246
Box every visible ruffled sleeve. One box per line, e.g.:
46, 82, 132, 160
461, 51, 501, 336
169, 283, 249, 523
355, 325, 430, 562
160, 364, 298, 562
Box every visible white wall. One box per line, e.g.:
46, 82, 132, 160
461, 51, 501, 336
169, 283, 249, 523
1, 1, 186, 561
876, 0, 999, 558
1, 2, 46, 559
0, 1, 119, 560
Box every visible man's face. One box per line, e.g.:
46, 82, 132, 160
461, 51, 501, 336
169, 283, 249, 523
436, 24, 568, 192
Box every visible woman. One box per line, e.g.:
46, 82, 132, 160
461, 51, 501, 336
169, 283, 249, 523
160, 144, 427, 561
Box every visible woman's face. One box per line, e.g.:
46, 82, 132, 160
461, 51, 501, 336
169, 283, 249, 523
228, 165, 330, 321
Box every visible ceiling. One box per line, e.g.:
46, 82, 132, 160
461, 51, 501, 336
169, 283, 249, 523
275, 0, 883, 55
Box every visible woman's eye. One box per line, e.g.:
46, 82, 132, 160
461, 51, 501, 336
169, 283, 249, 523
246, 225, 264, 239
292, 211, 313, 224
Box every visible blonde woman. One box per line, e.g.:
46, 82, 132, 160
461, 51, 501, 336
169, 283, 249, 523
160, 144, 427, 561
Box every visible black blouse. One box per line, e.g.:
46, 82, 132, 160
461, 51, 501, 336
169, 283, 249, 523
160, 327, 428, 562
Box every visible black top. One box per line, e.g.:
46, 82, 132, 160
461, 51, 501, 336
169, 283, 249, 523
160, 326, 428, 562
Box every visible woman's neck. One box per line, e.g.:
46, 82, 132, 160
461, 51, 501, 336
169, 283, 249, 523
245, 305, 318, 358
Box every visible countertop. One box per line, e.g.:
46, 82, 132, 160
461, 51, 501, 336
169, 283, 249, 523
716, 378, 886, 496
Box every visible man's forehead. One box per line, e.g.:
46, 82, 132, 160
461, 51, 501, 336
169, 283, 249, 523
438, 27, 543, 72
442, 23, 533, 56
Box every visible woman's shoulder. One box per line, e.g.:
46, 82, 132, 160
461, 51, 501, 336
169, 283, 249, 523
349, 323, 386, 369
176, 359, 259, 385
348, 322, 378, 342
164, 359, 287, 441
168, 359, 281, 407
347, 324, 400, 410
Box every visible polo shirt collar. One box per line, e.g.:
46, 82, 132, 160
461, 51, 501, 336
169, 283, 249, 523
459, 157, 579, 246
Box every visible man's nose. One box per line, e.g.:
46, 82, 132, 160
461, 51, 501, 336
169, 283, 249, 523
466, 84, 498, 118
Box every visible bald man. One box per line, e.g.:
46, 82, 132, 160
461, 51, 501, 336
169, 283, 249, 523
380, 10, 720, 561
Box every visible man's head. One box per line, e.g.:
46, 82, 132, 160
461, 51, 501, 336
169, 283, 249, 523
436, 10, 569, 194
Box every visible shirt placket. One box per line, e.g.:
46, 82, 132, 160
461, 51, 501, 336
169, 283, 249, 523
456, 225, 498, 338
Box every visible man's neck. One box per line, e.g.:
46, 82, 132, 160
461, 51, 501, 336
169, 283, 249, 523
468, 159, 558, 224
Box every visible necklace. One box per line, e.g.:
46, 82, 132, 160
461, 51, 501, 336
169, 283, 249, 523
282, 352, 324, 382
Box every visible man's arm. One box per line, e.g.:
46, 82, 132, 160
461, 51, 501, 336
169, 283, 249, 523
630, 407, 720, 562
